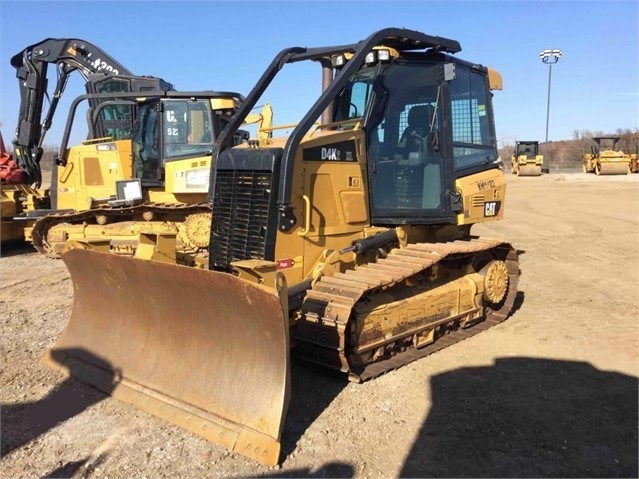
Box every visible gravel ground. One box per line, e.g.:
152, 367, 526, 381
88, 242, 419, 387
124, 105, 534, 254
1, 172, 637, 478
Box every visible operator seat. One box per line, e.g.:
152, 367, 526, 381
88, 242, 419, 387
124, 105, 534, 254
395, 104, 441, 210
399, 104, 434, 154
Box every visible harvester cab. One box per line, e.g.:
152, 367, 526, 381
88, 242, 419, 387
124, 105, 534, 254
46, 28, 520, 465
583, 136, 631, 175
510, 140, 543, 176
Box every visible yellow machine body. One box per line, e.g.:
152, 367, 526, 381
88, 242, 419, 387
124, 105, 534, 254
0, 126, 50, 245
510, 140, 543, 176
583, 136, 630, 175
27, 98, 271, 257
27, 138, 211, 256
46, 29, 520, 466
0, 184, 50, 243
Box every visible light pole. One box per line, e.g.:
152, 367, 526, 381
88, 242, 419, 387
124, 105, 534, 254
539, 49, 562, 150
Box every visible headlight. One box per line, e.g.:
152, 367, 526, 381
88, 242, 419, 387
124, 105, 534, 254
377, 49, 391, 61
96, 143, 117, 151
331, 54, 346, 67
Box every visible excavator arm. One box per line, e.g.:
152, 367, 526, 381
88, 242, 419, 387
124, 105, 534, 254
10, 38, 153, 187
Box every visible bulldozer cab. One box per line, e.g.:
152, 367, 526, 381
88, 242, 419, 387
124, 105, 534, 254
360, 61, 500, 219
131, 95, 238, 181
208, 29, 503, 282
51, 89, 243, 210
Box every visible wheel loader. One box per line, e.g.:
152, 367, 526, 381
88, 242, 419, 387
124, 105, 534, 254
5, 37, 271, 260
44, 28, 520, 466
582, 136, 631, 175
510, 140, 543, 176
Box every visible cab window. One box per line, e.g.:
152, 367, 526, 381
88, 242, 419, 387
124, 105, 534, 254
450, 65, 496, 170
162, 100, 213, 160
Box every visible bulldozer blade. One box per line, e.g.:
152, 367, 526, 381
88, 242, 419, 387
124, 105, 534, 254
43, 248, 291, 466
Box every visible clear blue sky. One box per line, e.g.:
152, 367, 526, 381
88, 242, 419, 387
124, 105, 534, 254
1, 0, 637, 149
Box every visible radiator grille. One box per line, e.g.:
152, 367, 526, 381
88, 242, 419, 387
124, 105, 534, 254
211, 170, 275, 269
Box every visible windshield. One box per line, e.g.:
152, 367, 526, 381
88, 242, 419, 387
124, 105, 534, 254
133, 99, 216, 180
92, 78, 135, 140
162, 100, 214, 159
355, 61, 445, 218
516, 142, 538, 156
449, 64, 497, 169
333, 69, 376, 122
338, 59, 497, 223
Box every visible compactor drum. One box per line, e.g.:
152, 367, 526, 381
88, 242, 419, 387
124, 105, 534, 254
47, 28, 521, 465
582, 136, 631, 175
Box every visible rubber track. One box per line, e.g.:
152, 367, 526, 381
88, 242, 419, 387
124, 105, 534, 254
31, 202, 211, 258
301, 237, 520, 382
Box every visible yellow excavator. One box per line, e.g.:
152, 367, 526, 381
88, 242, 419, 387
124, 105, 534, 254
582, 136, 631, 175
510, 140, 543, 176
45, 28, 520, 466
5, 38, 271, 260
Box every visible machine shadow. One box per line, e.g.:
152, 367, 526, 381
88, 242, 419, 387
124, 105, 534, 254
42, 452, 109, 479
279, 359, 348, 461
259, 462, 355, 478
0, 348, 118, 457
400, 357, 638, 478
0, 241, 35, 258
512, 291, 525, 315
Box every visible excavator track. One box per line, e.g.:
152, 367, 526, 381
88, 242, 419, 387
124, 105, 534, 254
297, 237, 519, 382
31, 202, 212, 258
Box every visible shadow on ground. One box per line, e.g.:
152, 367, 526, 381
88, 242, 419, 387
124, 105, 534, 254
401, 357, 638, 478
0, 241, 35, 258
42, 453, 109, 478
0, 348, 118, 457
277, 360, 349, 467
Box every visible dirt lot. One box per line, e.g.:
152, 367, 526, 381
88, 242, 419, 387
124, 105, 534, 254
1, 172, 637, 478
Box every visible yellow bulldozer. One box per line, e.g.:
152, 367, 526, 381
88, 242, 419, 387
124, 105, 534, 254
44, 28, 520, 466
5, 37, 272, 261
510, 140, 543, 176
24, 90, 273, 263
582, 136, 631, 175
